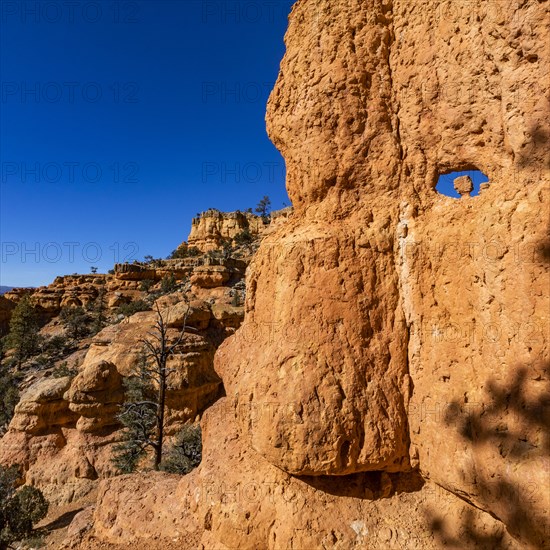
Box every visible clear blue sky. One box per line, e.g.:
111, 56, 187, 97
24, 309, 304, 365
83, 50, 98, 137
436, 170, 489, 198
0, 0, 294, 287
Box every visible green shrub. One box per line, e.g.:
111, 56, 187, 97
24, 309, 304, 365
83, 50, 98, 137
221, 240, 233, 257
59, 306, 90, 340
27, 355, 49, 371
160, 425, 202, 475
89, 287, 107, 335
234, 229, 253, 245
0, 465, 48, 549
168, 247, 187, 260
51, 361, 77, 379
160, 273, 178, 294
1, 296, 42, 366
139, 279, 155, 293
0, 371, 20, 429
44, 335, 69, 357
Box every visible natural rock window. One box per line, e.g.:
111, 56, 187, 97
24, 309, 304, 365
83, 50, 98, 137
435, 170, 490, 198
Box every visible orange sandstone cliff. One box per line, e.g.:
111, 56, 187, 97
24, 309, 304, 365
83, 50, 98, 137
3, 0, 550, 548
86, 0, 549, 548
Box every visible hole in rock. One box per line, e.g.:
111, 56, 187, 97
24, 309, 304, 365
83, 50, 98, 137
435, 169, 489, 199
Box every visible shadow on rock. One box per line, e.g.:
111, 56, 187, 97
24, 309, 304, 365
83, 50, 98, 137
41, 508, 84, 531
427, 361, 549, 548
299, 469, 425, 500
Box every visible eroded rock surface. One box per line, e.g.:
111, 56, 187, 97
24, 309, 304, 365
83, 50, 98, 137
3, 0, 549, 547
0, 285, 247, 505
187, 209, 267, 251
90, 0, 549, 548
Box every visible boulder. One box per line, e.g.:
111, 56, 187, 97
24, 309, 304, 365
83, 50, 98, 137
10, 377, 77, 434
453, 175, 474, 197
190, 266, 231, 288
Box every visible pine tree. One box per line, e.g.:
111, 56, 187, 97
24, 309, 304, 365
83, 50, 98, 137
1, 295, 41, 367
90, 287, 107, 334
60, 306, 90, 340
255, 195, 271, 219
0, 365, 20, 433
0, 464, 48, 549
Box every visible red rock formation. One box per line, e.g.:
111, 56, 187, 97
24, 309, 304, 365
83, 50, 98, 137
89, 0, 549, 548
187, 209, 266, 251
2, 1, 548, 547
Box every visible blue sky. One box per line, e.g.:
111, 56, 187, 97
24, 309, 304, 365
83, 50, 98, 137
436, 170, 489, 198
0, 0, 295, 286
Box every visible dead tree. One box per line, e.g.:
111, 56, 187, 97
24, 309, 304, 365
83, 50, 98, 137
113, 299, 191, 472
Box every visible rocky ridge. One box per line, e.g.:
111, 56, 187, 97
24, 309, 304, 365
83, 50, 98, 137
0, 211, 278, 505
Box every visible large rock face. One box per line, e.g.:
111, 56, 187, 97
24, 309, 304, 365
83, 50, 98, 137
223, 225, 412, 475
93, 399, 525, 549
262, 0, 547, 545
90, 0, 549, 548
9, 0, 550, 547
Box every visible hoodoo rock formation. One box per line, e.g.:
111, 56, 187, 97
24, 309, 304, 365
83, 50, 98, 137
186, 208, 292, 252
2, 0, 549, 548
187, 209, 266, 251
0, 294, 237, 505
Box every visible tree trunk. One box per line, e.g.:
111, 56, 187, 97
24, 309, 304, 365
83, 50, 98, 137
154, 356, 167, 470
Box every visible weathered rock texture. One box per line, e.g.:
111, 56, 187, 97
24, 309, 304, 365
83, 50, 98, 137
92, 400, 526, 549
453, 175, 474, 197
89, 0, 549, 548
261, 0, 548, 544
2, 0, 548, 547
187, 209, 266, 251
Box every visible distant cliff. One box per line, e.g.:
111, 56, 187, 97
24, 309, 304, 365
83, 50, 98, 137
186, 207, 292, 251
